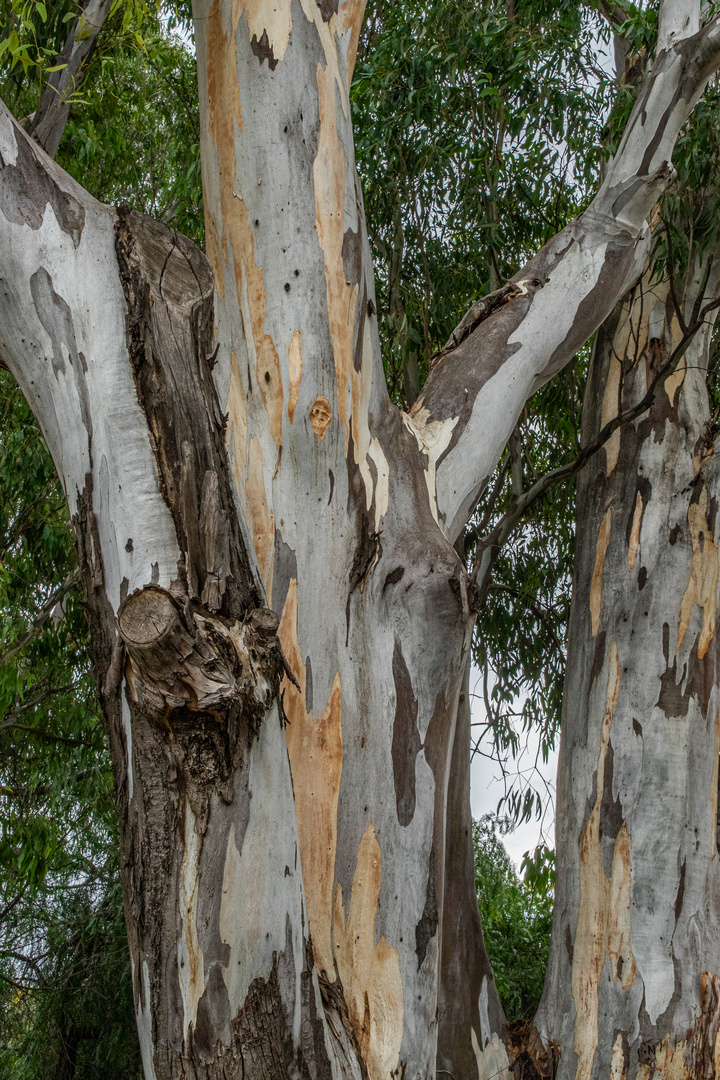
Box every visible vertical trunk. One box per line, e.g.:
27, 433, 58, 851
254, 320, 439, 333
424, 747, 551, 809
193, 1, 481, 1074
437, 660, 510, 1080
535, 260, 720, 1080
0, 111, 360, 1078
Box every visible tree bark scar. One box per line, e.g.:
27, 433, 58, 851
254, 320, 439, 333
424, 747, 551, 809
316, 967, 369, 1079
415, 846, 438, 970
345, 513, 382, 644
429, 281, 523, 367
114, 206, 259, 618
391, 638, 421, 827
0, 124, 85, 245
250, 29, 278, 70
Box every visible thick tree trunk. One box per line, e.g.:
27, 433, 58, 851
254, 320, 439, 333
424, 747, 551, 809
3, 2, 720, 1077
191, 2, 720, 1073
535, 260, 720, 1080
0, 109, 362, 1078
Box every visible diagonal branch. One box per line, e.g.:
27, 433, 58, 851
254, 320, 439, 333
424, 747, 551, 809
407, 8, 720, 544
0, 567, 80, 666
28, 0, 112, 160
469, 295, 720, 602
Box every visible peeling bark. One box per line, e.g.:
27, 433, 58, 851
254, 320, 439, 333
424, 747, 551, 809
3, 1, 720, 1077
535, 259, 720, 1080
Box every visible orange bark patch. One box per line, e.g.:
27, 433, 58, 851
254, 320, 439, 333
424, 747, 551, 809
255, 318, 284, 448
590, 509, 612, 637
665, 353, 686, 409
336, 0, 366, 83
314, 60, 357, 441
312, 58, 389, 526
227, 348, 248, 493
203, 0, 243, 302
572, 641, 635, 1080
628, 490, 643, 572
600, 350, 622, 477
677, 486, 719, 660
279, 579, 342, 977
333, 822, 404, 1080
288, 331, 302, 422
246, 435, 273, 585
204, 0, 283, 450
309, 395, 332, 440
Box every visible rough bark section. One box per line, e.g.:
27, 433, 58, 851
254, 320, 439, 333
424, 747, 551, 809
535, 265, 720, 1080
114, 206, 260, 617
109, 211, 349, 1079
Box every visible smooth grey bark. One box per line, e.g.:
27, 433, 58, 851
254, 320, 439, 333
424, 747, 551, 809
535, 257, 720, 1080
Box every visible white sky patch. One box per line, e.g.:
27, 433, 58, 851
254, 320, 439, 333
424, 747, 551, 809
469, 664, 558, 871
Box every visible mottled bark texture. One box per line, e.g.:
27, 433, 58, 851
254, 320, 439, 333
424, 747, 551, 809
0, 108, 362, 1079
535, 259, 720, 1080
3, 0, 720, 1077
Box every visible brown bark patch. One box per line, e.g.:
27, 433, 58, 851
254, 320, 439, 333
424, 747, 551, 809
232, 0, 291, 63
246, 435, 274, 588
227, 348, 248, 495
249, 28, 278, 69
628, 490, 644, 571
600, 331, 623, 476
288, 331, 302, 422
333, 822, 403, 1080
310, 395, 332, 439
590, 509, 613, 636
711, 708, 720, 859
391, 639, 421, 827
572, 640, 636, 1080
280, 579, 343, 977
677, 485, 719, 660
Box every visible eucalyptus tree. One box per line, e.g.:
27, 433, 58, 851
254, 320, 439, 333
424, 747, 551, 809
2, 3, 720, 1080
532, 15, 720, 1080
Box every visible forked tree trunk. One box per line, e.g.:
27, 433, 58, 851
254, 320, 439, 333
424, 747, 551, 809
534, 258, 720, 1080
2, 2, 720, 1077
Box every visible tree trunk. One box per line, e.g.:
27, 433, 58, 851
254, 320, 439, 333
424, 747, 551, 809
437, 660, 510, 1080
0, 111, 362, 1077
534, 257, 720, 1080
3, 2, 720, 1077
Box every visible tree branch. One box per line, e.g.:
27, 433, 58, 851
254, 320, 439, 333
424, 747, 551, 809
0, 567, 80, 666
469, 296, 720, 601
28, 0, 112, 160
658, 0, 700, 54
408, 8, 720, 543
